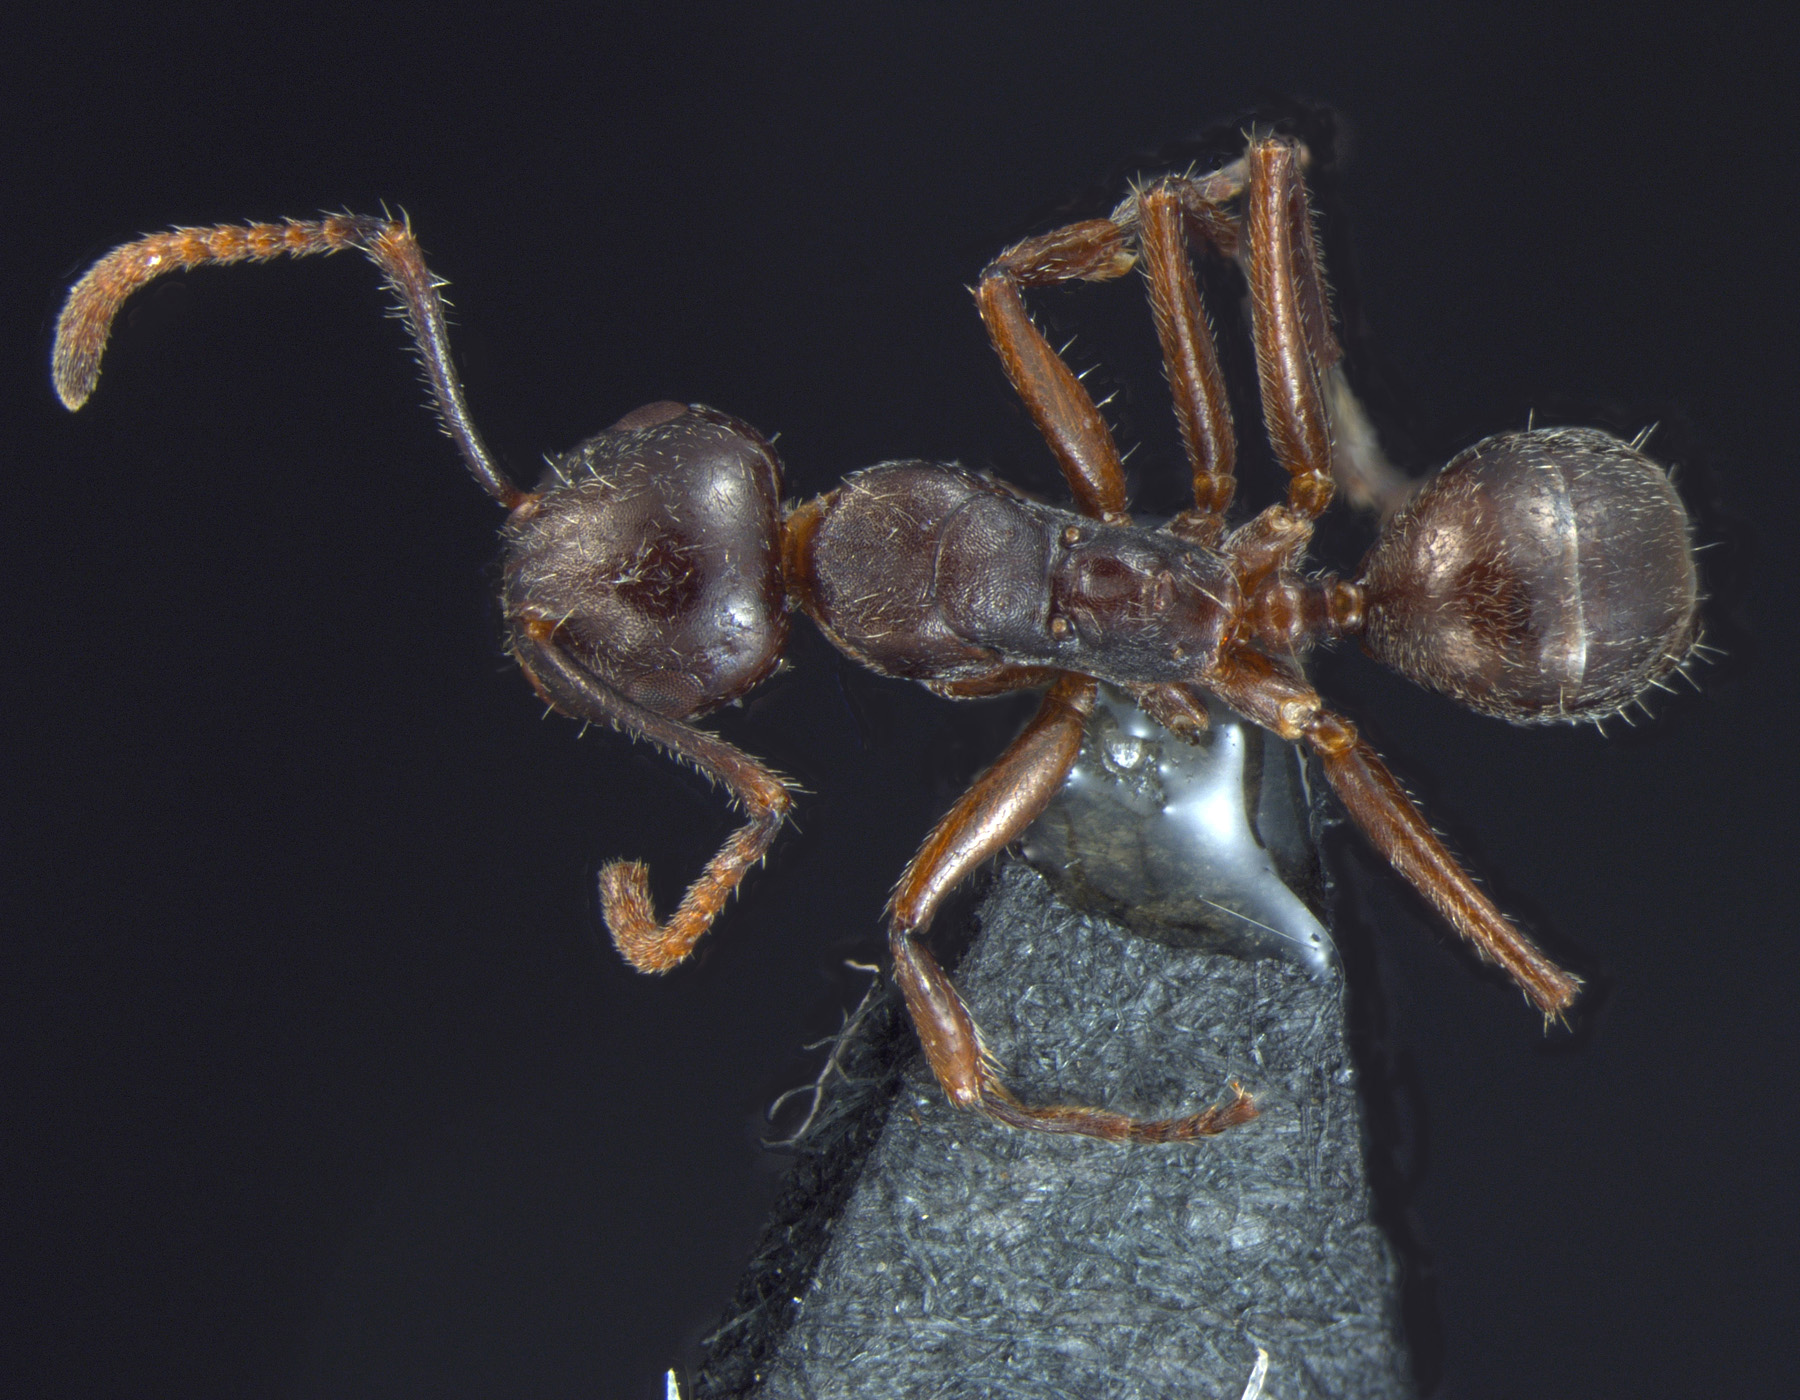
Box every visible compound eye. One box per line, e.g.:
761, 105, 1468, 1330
606, 401, 691, 432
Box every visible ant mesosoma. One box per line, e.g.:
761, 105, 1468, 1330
53, 136, 1699, 1143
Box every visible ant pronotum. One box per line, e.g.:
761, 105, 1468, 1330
53, 135, 1699, 1144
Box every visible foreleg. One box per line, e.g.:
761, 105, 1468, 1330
513, 624, 793, 974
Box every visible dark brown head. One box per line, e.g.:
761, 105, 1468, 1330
501, 403, 789, 719
1355, 427, 1698, 723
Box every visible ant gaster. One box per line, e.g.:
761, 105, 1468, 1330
54, 137, 1699, 1143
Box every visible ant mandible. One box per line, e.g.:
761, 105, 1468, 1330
53, 136, 1699, 1144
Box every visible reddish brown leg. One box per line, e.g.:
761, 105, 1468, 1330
1123, 176, 1255, 741
53, 215, 525, 508
1242, 137, 1338, 527
928, 666, 1069, 700
1136, 180, 1237, 537
976, 220, 1138, 522
886, 674, 1257, 1141
1309, 714, 1580, 1015
1218, 137, 1352, 611
890, 674, 1096, 930
978, 199, 1237, 744
1222, 143, 1417, 519
1126, 681, 1213, 741
1208, 650, 1580, 1015
513, 625, 793, 974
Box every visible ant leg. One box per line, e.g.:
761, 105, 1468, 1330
1218, 137, 1348, 596
1150, 146, 1412, 519
1243, 137, 1338, 527
1193, 144, 1414, 519
976, 220, 1138, 522
1209, 649, 1580, 1015
53, 214, 525, 508
978, 204, 1237, 745
1136, 180, 1237, 540
1124, 682, 1213, 741
890, 674, 1095, 930
888, 674, 1257, 1141
513, 625, 793, 974
1322, 365, 1417, 520
927, 666, 1067, 700
1309, 712, 1579, 1014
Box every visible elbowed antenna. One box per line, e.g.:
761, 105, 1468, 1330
52, 214, 526, 508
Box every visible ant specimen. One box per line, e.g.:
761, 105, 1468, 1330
53, 136, 1698, 1144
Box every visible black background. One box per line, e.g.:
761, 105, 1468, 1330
5, 6, 1793, 1397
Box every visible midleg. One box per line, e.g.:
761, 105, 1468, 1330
975, 221, 1138, 521
1150, 143, 1413, 519
1136, 179, 1237, 536
887, 674, 1257, 1141
1242, 138, 1338, 524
